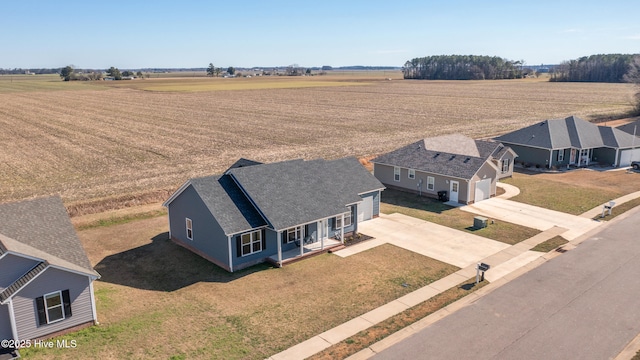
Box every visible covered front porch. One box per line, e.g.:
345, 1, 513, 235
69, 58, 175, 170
266, 237, 343, 267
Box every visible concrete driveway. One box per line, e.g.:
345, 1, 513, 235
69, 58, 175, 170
460, 197, 601, 240
337, 213, 510, 268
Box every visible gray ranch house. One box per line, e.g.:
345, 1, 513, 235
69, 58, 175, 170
494, 116, 640, 168
163, 157, 384, 272
372, 134, 516, 205
0, 196, 100, 347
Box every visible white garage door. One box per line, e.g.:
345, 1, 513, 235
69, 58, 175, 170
474, 178, 492, 203
620, 149, 640, 167
358, 195, 373, 222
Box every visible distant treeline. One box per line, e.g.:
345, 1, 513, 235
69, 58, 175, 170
0, 68, 61, 75
403, 55, 525, 80
550, 54, 639, 83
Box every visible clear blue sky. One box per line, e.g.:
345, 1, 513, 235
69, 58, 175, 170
2, 0, 639, 69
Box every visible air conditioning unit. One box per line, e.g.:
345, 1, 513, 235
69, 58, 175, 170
474, 216, 488, 229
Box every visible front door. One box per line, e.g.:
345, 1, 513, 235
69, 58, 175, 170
449, 181, 459, 203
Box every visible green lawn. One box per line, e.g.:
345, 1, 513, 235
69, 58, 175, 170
531, 236, 569, 252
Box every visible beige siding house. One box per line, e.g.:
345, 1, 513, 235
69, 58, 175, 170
372, 134, 516, 204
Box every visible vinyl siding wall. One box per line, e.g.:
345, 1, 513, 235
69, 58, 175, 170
12, 268, 94, 340
375, 163, 470, 203
470, 162, 498, 202
497, 151, 516, 179
0, 304, 12, 341
593, 148, 617, 166
0, 253, 39, 289
168, 185, 230, 268
502, 144, 552, 167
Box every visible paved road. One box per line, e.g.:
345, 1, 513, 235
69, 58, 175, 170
373, 207, 640, 360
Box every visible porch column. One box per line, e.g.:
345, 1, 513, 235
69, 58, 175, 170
300, 227, 304, 257
548, 150, 553, 168
354, 205, 358, 234
277, 230, 282, 267
341, 213, 345, 244
321, 220, 324, 250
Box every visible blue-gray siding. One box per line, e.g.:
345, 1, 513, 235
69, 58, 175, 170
0, 254, 39, 289
12, 267, 94, 340
168, 185, 230, 268
0, 304, 11, 340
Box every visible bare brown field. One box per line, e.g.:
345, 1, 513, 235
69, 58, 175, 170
0, 77, 635, 210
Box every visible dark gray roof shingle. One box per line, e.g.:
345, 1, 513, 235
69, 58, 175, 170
190, 174, 267, 235
372, 135, 501, 180
0, 196, 95, 274
227, 157, 384, 231
617, 120, 640, 136
494, 115, 638, 150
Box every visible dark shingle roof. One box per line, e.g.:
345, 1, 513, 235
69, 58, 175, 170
0, 261, 47, 303
0, 196, 95, 275
227, 157, 384, 231
372, 135, 501, 180
494, 115, 637, 150
190, 174, 267, 235
617, 120, 640, 136
225, 158, 263, 171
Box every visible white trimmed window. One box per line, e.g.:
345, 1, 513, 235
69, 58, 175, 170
186, 218, 193, 240
241, 230, 262, 256
394, 166, 400, 181
44, 291, 64, 324
336, 206, 353, 228
408, 169, 415, 179
427, 176, 435, 191
502, 158, 511, 173
286, 226, 302, 244
557, 150, 564, 162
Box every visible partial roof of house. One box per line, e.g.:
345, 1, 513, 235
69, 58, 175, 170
189, 174, 268, 235
227, 157, 384, 231
617, 119, 640, 136
494, 115, 639, 150
0, 196, 98, 277
372, 134, 503, 180
0, 261, 47, 304
225, 158, 263, 172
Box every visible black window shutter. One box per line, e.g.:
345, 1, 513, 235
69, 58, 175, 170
304, 224, 309, 237
62, 289, 72, 318
236, 235, 241, 257
35, 296, 46, 325
261, 229, 266, 250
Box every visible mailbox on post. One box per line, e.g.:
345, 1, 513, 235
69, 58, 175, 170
601, 201, 616, 218
476, 262, 490, 284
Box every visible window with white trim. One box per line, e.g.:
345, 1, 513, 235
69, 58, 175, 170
241, 230, 262, 256
186, 218, 193, 240
408, 169, 415, 179
285, 226, 302, 244
44, 291, 64, 323
394, 166, 400, 181
336, 206, 353, 228
427, 176, 435, 191
36, 290, 71, 326
557, 150, 564, 162
502, 158, 510, 173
